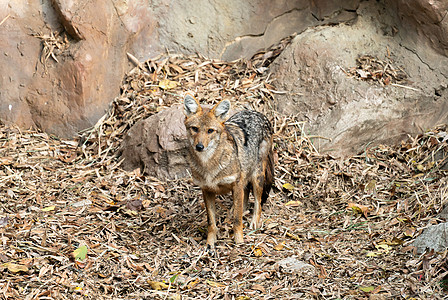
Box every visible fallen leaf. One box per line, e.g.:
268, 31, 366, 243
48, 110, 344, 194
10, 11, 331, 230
206, 280, 226, 288
348, 202, 370, 218
169, 63, 184, 74
241, 77, 253, 86
397, 217, 411, 223
168, 294, 181, 300
0, 157, 13, 165
285, 200, 302, 207
274, 241, 286, 251
72, 199, 93, 208
364, 179, 376, 193
148, 281, 169, 290
41, 205, 55, 212
253, 247, 263, 257
187, 278, 199, 289
285, 232, 301, 241
359, 286, 375, 292
270, 284, 282, 293
375, 243, 392, 254
252, 283, 266, 293
387, 237, 404, 246
404, 227, 416, 237
356, 69, 369, 79
159, 79, 178, 90
282, 183, 294, 190
366, 251, 380, 257
3, 262, 29, 273
73, 245, 88, 261
169, 273, 179, 283
142, 199, 152, 208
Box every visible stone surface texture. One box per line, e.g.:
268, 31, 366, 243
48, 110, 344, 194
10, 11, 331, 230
412, 223, 448, 254
276, 256, 316, 276
0, 1, 130, 136
270, 1, 448, 156
119, 105, 190, 180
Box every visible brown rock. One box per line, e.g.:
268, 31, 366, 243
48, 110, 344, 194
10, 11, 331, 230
271, 1, 448, 156
390, 0, 448, 56
120, 106, 190, 180
0, 1, 129, 137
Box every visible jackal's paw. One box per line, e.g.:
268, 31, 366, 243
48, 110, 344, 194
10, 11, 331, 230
250, 218, 262, 230
205, 244, 216, 256
206, 233, 217, 249
234, 232, 244, 244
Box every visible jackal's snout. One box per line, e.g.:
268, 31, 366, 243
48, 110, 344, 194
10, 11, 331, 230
195, 143, 205, 151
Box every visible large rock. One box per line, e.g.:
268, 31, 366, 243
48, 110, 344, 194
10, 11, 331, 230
0, 1, 129, 137
270, 1, 448, 156
119, 106, 190, 180
131, 0, 359, 61
412, 223, 448, 254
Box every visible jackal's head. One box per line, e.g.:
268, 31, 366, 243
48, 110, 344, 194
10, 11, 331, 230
183, 93, 230, 162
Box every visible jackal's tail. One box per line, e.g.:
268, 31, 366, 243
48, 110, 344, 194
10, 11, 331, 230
261, 149, 274, 206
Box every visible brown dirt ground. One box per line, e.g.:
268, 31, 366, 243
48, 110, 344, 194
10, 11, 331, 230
0, 43, 447, 299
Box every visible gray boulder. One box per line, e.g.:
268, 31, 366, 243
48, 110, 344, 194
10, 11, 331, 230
412, 223, 448, 254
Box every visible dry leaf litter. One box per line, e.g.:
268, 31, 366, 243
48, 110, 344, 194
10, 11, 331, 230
344, 52, 409, 87
1, 38, 448, 299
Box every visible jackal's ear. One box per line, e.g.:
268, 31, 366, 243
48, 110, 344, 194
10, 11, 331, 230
212, 100, 231, 121
184, 93, 201, 116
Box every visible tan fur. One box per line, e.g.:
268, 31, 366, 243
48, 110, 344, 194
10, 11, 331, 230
183, 93, 274, 248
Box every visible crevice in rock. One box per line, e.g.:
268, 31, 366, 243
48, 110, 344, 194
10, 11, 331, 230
50, 0, 84, 41
401, 44, 434, 71
219, 8, 306, 58
434, 10, 448, 25
111, 1, 130, 34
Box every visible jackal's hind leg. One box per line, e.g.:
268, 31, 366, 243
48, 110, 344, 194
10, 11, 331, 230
251, 149, 274, 228
261, 149, 274, 206
250, 174, 264, 230
232, 183, 245, 244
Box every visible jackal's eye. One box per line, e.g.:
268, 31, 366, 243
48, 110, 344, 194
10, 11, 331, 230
207, 128, 215, 134
191, 126, 199, 133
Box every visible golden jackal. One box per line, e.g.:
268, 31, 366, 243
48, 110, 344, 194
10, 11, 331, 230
183, 93, 274, 248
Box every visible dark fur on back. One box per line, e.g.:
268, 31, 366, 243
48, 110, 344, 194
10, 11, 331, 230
225, 110, 274, 206
225, 111, 273, 149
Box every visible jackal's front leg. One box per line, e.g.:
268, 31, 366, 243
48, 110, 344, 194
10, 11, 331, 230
232, 184, 245, 244
202, 190, 218, 248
